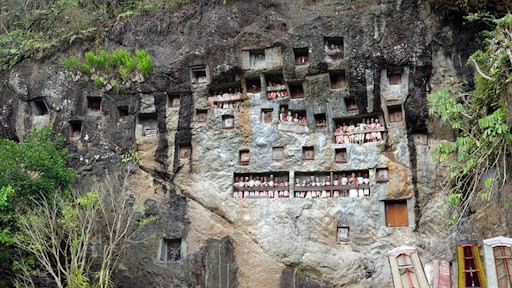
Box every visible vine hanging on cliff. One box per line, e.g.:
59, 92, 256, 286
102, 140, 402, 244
62, 49, 152, 92
428, 13, 512, 226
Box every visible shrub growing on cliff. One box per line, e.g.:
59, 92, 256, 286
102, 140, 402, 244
62, 49, 152, 91
428, 13, 512, 225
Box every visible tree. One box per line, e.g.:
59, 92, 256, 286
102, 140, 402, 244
428, 13, 512, 225
12, 161, 156, 288
0, 127, 75, 287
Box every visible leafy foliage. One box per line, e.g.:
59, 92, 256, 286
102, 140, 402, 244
62, 49, 152, 91
428, 14, 512, 225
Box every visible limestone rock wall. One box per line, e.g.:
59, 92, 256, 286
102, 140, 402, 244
1, 0, 511, 287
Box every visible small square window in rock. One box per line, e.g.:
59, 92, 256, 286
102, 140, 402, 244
117, 106, 129, 123
31, 98, 49, 116
87, 96, 102, 115
413, 132, 428, 146
138, 113, 158, 137
315, 113, 327, 129
302, 146, 314, 161
272, 147, 284, 161
289, 82, 305, 99
179, 145, 191, 160
239, 150, 250, 166
196, 109, 208, 123
246, 77, 261, 93
388, 105, 403, 123
324, 37, 344, 61
190, 65, 208, 85
412, 132, 428, 146
222, 115, 235, 129
160, 238, 181, 262
294, 47, 309, 66
387, 67, 403, 85
345, 97, 359, 114
385, 200, 408, 227
376, 168, 389, 183
261, 109, 273, 124
337, 227, 349, 243
335, 148, 347, 163
330, 71, 347, 89
168, 94, 180, 108
69, 121, 82, 140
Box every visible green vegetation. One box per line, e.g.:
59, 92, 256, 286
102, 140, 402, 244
0, 127, 75, 287
0, 0, 192, 73
432, 0, 512, 15
62, 49, 152, 90
428, 14, 512, 225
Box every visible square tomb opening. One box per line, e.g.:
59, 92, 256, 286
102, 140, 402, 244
196, 109, 208, 123
168, 94, 180, 108
387, 67, 403, 85
289, 82, 305, 99
315, 113, 327, 129
302, 146, 315, 161
385, 200, 408, 227
222, 115, 235, 129
87, 96, 102, 115
294, 47, 309, 66
117, 106, 129, 123
330, 71, 347, 89
246, 77, 261, 93
179, 145, 191, 159
190, 65, 208, 85
388, 105, 403, 123
138, 113, 158, 137
31, 98, 49, 116
413, 132, 428, 146
337, 227, 349, 243
261, 109, 274, 124
376, 168, 389, 183
335, 148, 347, 163
345, 97, 359, 114
324, 37, 344, 61
265, 74, 288, 99
272, 147, 284, 161
160, 238, 181, 262
249, 49, 266, 69
69, 121, 82, 140
239, 150, 250, 165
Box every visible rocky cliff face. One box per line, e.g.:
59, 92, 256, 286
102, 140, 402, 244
1, 0, 511, 287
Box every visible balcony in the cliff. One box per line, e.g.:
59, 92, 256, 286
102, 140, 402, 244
138, 113, 158, 137
330, 70, 347, 90
294, 47, 309, 66
245, 77, 261, 94
324, 37, 344, 63
294, 170, 370, 198
86, 96, 102, 116
289, 82, 305, 99
68, 121, 82, 140
333, 113, 386, 144
208, 83, 243, 110
265, 74, 288, 100
278, 105, 308, 134
233, 172, 290, 198
241, 46, 283, 71
190, 65, 209, 86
